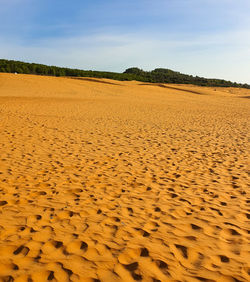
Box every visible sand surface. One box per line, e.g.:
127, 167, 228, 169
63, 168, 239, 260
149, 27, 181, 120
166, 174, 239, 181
0, 73, 249, 282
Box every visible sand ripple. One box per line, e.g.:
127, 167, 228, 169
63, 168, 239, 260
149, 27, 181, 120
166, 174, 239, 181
0, 74, 249, 281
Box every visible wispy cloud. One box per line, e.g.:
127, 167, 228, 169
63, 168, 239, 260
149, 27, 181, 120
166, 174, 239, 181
0, 0, 250, 83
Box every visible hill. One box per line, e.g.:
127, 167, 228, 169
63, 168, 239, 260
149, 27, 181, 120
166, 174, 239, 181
0, 59, 249, 89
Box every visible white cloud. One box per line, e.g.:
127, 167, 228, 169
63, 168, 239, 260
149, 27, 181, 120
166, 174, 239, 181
1, 28, 250, 84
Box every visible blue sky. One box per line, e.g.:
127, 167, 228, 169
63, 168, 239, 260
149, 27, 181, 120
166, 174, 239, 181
0, 0, 250, 83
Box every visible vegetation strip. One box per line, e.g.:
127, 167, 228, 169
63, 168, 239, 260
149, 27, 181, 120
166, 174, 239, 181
1, 59, 249, 89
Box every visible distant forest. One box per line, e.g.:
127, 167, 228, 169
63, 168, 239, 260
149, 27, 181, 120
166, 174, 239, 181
1, 59, 249, 89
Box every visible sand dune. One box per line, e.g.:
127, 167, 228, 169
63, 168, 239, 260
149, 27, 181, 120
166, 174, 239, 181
0, 73, 249, 282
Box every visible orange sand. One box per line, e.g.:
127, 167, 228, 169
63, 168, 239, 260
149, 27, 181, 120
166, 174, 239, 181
0, 73, 249, 282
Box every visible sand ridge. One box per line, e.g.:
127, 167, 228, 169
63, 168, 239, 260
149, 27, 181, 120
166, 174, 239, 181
0, 73, 249, 281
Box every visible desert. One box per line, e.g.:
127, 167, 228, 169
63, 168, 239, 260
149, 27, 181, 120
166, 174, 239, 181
0, 73, 249, 281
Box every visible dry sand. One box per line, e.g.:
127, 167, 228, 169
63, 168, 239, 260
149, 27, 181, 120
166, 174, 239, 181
0, 73, 249, 282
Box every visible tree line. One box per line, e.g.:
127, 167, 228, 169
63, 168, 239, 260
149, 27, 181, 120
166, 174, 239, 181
1, 59, 249, 89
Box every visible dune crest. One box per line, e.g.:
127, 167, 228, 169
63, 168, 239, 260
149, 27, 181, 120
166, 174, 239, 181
0, 73, 249, 281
